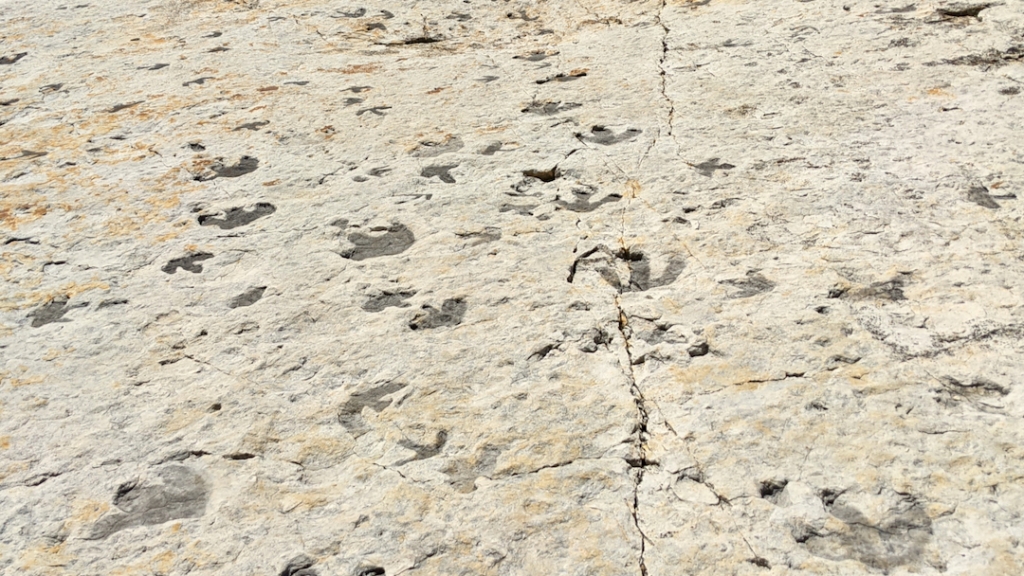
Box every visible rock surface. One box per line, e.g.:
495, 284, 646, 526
2, 0, 1024, 574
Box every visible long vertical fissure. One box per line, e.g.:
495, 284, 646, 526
620, 3, 672, 574
639, 0, 676, 170
615, 294, 650, 576
656, 0, 675, 140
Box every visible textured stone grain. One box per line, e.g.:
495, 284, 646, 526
2, 0, 1024, 574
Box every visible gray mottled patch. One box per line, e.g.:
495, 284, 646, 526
555, 186, 622, 213
966, 184, 1000, 209
86, 465, 209, 539
721, 271, 775, 298
162, 252, 214, 274
802, 494, 932, 572
421, 164, 459, 184
194, 156, 259, 181
409, 298, 467, 330
198, 203, 276, 229
362, 290, 415, 313
338, 382, 408, 437
341, 223, 415, 260
577, 125, 642, 146
28, 296, 70, 328
228, 286, 266, 308
410, 136, 463, 157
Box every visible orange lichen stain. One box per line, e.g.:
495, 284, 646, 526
0, 460, 29, 484
280, 491, 330, 514
321, 64, 380, 74
1, 280, 110, 312
295, 436, 351, 467
16, 541, 72, 569
625, 179, 641, 198
475, 124, 511, 134
41, 348, 72, 361
257, 85, 279, 92
70, 500, 110, 525
5, 371, 45, 388
163, 406, 206, 434
110, 550, 175, 576
154, 221, 191, 244
668, 361, 767, 396
262, 179, 281, 186
145, 190, 181, 211
104, 217, 143, 236
927, 87, 954, 98
0, 436, 9, 450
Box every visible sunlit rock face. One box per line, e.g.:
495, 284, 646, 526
2, 1, 1023, 574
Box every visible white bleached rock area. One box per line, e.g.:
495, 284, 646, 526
2, 0, 1024, 574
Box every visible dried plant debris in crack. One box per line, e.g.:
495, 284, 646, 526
576, 125, 642, 146
410, 135, 463, 157
87, 465, 209, 539
338, 381, 408, 437
198, 203, 276, 229
362, 290, 416, 312
409, 298, 467, 330
162, 252, 214, 274
340, 223, 415, 260
521, 100, 582, 115
555, 186, 622, 213
228, 286, 266, 308
421, 164, 458, 183
720, 270, 775, 298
